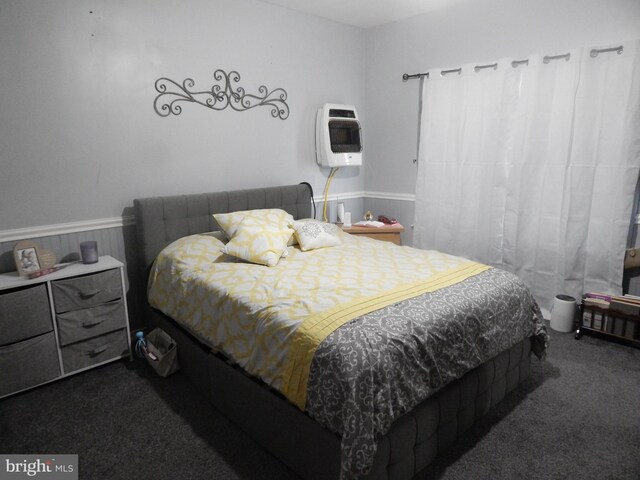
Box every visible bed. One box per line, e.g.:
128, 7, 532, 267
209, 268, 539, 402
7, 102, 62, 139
133, 183, 547, 480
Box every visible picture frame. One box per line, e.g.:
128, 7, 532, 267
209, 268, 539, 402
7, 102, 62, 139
16, 246, 40, 274
13, 241, 56, 277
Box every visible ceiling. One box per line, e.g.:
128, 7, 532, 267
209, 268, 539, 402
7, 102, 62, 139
258, 0, 460, 28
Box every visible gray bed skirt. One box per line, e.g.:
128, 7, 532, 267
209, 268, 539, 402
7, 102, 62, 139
146, 304, 532, 480
134, 183, 534, 479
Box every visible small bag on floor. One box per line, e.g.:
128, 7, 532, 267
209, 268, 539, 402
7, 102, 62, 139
143, 328, 180, 377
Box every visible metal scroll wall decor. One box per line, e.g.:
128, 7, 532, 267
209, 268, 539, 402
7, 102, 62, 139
154, 69, 289, 120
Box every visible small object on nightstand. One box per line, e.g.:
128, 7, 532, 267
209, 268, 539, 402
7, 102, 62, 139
354, 220, 385, 228
364, 210, 373, 221
27, 266, 63, 279
80, 240, 98, 264
337, 202, 345, 224
344, 212, 352, 227
378, 215, 399, 225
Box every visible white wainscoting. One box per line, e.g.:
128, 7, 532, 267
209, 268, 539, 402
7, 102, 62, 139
0, 191, 415, 244
0, 222, 143, 329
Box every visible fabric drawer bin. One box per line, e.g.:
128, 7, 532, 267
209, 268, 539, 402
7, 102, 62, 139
0, 331, 60, 397
52, 269, 122, 313
61, 328, 128, 373
0, 284, 52, 345
56, 299, 126, 347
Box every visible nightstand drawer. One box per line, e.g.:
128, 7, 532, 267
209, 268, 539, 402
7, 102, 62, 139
340, 224, 404, 245
52, 268, 122, 313
61, 328, 128, 373
0, 331, 60, 397
56, 299, 126, 347
0, 284, 52, 345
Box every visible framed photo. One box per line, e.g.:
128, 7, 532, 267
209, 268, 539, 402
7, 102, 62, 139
15, 247, 40, 276
16, 247, 40, 273
13, 241, 56, 277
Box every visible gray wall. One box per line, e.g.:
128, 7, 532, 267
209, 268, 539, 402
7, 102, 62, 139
0, 0, 366, 230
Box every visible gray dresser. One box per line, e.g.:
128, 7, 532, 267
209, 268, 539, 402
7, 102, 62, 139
0, 256, 132, 398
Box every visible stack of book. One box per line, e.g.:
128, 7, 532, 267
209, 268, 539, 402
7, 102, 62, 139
582, 292, 638, 339
609, 294, 640, 315
582, 293, 610, 331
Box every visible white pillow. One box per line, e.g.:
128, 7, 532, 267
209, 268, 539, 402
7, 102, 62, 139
221, 217, 293, 267
290, 219, 342, 251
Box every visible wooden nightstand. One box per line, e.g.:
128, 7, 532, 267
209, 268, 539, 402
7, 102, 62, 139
0, 256, 132, 398
339, 224, 405, 245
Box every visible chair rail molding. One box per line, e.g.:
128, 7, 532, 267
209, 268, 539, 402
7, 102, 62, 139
0, 192, 415, 243
0, 217, 136, 243
364, 191, 416, 202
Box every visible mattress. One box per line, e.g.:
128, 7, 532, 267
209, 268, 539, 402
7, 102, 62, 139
147, 228, 547, 478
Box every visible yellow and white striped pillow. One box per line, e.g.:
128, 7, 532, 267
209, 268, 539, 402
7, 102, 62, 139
221, 216, 293, 267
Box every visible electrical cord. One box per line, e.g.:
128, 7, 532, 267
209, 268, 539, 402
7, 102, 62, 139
322, 167, 340, 222
299, 181, 316, 219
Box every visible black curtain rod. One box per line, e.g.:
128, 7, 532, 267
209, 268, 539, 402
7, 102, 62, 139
402, 45, 624, 81
402, 72, 429, 81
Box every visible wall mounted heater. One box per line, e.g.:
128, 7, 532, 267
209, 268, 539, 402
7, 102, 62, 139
315, 103, 363, 167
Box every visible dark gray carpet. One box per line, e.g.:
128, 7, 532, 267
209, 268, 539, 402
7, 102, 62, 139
1, 328, 639, 479
416, 329, 640, 480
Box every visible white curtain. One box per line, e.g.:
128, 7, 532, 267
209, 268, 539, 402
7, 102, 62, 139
414, 40, 640, 314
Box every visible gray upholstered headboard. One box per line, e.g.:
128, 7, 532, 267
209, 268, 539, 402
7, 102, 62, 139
133, 183, 313, 274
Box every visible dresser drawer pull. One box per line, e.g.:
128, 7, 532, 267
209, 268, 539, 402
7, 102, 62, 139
82, 317, 106, 328
87, 345, 109, 356
78, 289, 101, 298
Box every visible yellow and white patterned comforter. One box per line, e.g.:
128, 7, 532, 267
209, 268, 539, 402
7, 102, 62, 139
147, 229, 487, 405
